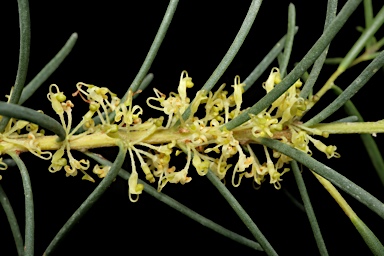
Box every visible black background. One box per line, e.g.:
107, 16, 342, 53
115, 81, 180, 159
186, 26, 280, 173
1, 1, 384, 255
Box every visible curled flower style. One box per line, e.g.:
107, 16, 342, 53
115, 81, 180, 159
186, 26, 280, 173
93, 164, 111, 178
231, 144, 253, 187
308, 136, 340, 159
158, 147, 192, 191
147, 71, 194, 128
127, 147, 144, 202
0, 158, 8, 180
49, 147, 67, 173
231, 75, 245, 117
74, 82, 120, 126
0, 120, 52, 163
115, 90, 143, 128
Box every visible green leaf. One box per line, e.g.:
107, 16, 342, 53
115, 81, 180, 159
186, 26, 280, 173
0, 0, 31, 132
8, 153, 34, 256
363, 0, 374, 29
304, 49, 384, 126
177, 0, 263, 125
126, 0, 179, 99
206, 170, 278, 256
279, 3, 296, 78
242, 27, 298, 93
44, 142, 127, 255
339, 4, 384, 70
0, 184, 24, 256
0, 101, 66, 141
259, 137, 384, 220
313, 172, 384, 256
300, 0, 338, 99
331, 85, 384, 186
353, 216, 384, 255
85, 151, 263, 252
291, 161, 328, 256
312, 120, 384, 134
223, 0, 363, 131
19, 33, 78, 105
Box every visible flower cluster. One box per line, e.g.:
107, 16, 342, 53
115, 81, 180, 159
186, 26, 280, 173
47, 84, 94, 181
47, 82, 162, 190
0, 67, 340, 201
142, 68, 340, 192
0, 97, 49, 180
147, 71, 195, 128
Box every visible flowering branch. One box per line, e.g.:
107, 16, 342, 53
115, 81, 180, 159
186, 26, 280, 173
2, 68, 383, 198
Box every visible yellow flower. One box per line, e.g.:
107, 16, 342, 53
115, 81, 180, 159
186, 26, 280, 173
178, 70, 194, 103
262, 67, 280, 93
308, 136, 340, 159
159, 147, 192, 190
115, 90, 143, 127
49, 147, 67, 173
47, 84, 66, 116
290, 128, 311, 154
127, 148, 144, 202
263, 146, 290, 189
232, 75, 245, 116
191, 149, 211, 176
231, 144, 253, 187
128, 171, 144, 202
93, 164, 111, 178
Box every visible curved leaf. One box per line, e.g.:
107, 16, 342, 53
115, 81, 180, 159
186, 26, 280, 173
224, 0, 363, 131
8, 153, 34, 256
44, 142, 127, 255
259, 137, 384, 220
0, 101, 66, 141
